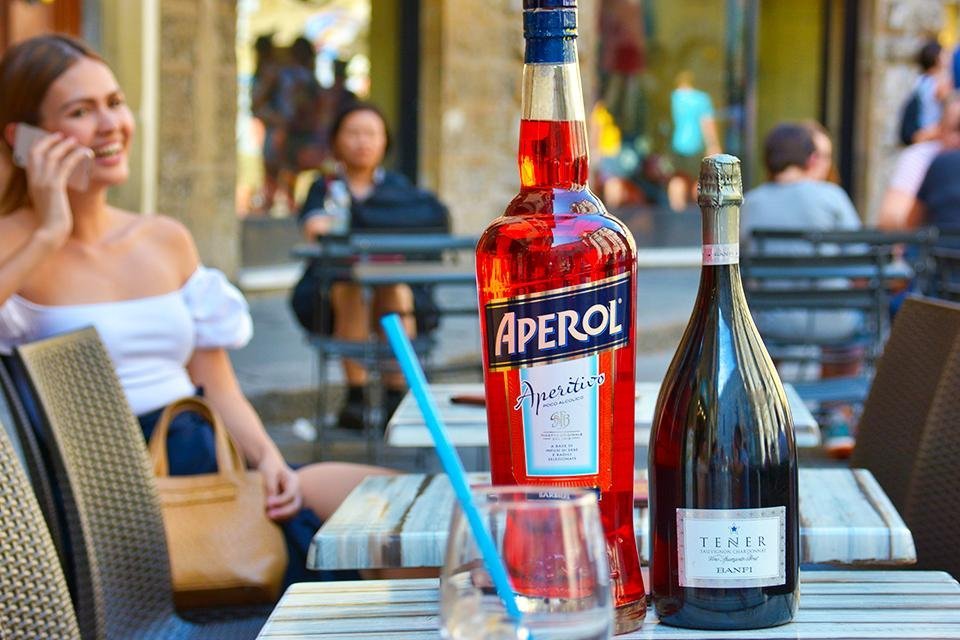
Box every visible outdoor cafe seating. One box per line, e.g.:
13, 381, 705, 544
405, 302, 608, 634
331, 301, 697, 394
291, 232, 480, 460
2, 232, 960, 639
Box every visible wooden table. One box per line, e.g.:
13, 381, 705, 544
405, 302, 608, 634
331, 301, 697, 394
386, 382, 821, 449
257, 571, 960, 639
307, 468, 915, 571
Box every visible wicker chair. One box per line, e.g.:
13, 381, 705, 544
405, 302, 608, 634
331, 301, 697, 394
0, 409, 81, 639
14, 328, 266, 639
850, 296, 960, 511
0, 359, 67, 568
903, 324, 960, 578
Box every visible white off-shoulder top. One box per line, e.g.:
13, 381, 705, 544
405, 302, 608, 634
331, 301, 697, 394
0, 266, 252, 415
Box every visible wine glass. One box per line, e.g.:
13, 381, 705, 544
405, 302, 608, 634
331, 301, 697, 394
440, 486, 613, 640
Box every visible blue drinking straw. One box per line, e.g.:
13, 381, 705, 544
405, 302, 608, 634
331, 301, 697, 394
380, 314, 524, 622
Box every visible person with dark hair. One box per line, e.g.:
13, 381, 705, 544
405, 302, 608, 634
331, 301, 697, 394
250, 33, 285, 215
801, 120, 837, 183
902, 40, 949, 145
908, 93, 960, 246
292, 103, 449, 429
0, 34, 392, 585
741, 122, 863, 457
880, 92, 960, 229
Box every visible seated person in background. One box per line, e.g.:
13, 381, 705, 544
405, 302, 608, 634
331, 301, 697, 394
879, 93, 960, 230
802, 120, 837, 183
292, 103, 449, 429
741, 123, 863, 457
0, 35, 392, 586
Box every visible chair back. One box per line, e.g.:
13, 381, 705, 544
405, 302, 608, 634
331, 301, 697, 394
902, 322, 960, 577
0, 358, 67, 567
15, 328, 176, 639
0, 411, 81, 639
851, 296, 960, 510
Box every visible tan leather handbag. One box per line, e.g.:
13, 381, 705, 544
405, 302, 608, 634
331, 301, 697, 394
148, 397, 287, 609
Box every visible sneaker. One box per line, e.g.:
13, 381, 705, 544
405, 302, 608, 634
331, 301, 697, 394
337, 386, 366, 430
382, 388, 405, 428
822, 421, 855, 460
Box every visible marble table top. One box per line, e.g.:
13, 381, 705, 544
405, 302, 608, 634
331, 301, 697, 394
307, 468, 915, 572
386, 382, 821, 450
258, 571, 960, 639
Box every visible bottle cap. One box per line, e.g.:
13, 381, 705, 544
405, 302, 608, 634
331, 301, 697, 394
523, 0, 577, 8
698, 154, 743, 207
523, 2, 577, 64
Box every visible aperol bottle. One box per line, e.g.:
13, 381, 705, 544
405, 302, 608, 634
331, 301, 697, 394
475, 0, 645, 632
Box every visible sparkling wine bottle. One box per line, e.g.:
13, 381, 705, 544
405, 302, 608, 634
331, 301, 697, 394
475, 0, 645, 633
649, 154, 800, 629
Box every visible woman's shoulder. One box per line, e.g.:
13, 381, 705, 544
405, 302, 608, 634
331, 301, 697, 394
130, 212, 200, 282
0, 209, 40, 262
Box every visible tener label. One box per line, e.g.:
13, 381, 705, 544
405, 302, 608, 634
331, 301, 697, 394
703, 243, 740, 265
677, 507, 787, 588
516, 357, 600, 477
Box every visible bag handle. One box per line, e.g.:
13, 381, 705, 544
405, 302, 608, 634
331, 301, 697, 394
148, 397, 246, 478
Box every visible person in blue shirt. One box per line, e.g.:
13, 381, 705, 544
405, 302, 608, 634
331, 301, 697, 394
668, 70, 720, 211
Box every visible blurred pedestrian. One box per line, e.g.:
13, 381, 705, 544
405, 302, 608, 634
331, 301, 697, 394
250, 34, 285, 215
667, 70, 720, 211
899, 40, 950, 145
908, 93, 960, 246
317, 59, 358, 152
251, 36, 323, 215
879, 93, 960, 229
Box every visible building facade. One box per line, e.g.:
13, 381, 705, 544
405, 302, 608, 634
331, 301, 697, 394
2, 0, 957, 275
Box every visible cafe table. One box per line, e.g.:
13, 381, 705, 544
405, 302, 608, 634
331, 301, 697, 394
307, 468, 915, 572
386, 382, 822, 449
257, 571, 960, 639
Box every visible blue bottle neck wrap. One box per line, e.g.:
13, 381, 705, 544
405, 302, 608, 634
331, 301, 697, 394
523, 8, 577, 64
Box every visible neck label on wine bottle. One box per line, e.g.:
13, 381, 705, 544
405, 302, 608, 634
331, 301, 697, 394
677, 507, 786, 588
703, 243, 740, 265
484, 272, 632, 371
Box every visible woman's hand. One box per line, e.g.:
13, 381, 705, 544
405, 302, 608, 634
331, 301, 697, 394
258, 451, 303, 521
25, 132, 92, 246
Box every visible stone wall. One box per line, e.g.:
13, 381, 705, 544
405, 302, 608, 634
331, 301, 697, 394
156, 0, 239, 276
420, 0, 598, 234
858, 0, 948, 222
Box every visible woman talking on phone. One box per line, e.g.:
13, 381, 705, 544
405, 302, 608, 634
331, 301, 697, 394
0, 35, 391, 582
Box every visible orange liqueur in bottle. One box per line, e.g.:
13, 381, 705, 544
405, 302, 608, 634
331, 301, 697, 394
475, 0, 646, 632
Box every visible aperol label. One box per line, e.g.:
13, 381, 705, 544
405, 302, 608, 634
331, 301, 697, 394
484, 273, 632, 371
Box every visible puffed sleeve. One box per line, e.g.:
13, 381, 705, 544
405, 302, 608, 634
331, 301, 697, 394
0, 298, 30, 355
181, 266, 253, 350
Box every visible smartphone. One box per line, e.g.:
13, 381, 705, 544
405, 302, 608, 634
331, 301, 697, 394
12, 123, 92, 192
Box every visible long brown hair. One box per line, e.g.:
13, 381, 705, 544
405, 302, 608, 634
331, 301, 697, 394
0, 35, 104, 216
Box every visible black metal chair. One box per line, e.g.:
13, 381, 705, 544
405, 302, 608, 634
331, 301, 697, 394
930, 247, 960, 302
743, 228, 939, 414
292, 233, 479, 461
